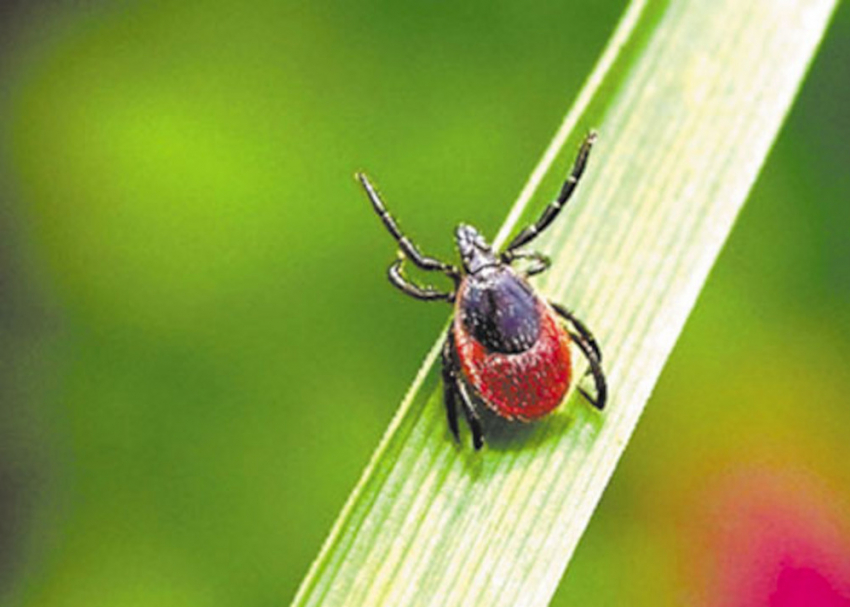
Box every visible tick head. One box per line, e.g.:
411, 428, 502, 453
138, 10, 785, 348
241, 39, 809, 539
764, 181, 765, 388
455, 224, 497, 274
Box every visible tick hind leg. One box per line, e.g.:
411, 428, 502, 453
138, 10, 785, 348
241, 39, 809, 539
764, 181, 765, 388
551, 303, 607, 410
550, 303, 602, 362
442, 330, 484, 450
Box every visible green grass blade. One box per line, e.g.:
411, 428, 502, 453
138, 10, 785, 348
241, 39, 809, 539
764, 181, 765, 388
292, 1, 838, 605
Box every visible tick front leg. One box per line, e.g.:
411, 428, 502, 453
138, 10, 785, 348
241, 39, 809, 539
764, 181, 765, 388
505, 131, 597, 252
358, 172, 460, 277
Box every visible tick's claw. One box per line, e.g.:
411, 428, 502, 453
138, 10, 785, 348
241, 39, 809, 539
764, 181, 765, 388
472, 433, 484, 451
579, 387, 604, 411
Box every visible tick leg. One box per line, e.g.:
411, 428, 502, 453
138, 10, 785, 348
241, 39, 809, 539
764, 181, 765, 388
456, 380, 484, 450
550, 302, 602, 362
389, 258, 455, 302
570, 334, 607, 410
358, 172, 460, 278
505, 131, 597, 252
441, 337, 461, 443
442, 330, 484, 450
501, 250, 551, 277
551, 303, 607, 410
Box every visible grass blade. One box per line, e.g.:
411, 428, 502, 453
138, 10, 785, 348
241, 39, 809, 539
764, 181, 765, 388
292, 0, 838, 605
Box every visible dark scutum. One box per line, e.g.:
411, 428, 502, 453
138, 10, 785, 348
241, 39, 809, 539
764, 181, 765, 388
459, 266, 541, 354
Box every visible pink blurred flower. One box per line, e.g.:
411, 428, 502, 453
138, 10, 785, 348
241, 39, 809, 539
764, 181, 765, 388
687, 466, 850, 606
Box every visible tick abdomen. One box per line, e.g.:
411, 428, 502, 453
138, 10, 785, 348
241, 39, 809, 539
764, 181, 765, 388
454, 296, 572, 421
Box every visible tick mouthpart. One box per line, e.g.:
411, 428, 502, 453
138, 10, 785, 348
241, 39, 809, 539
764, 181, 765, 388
455, 223, 485, 249
455, 224, 498, 274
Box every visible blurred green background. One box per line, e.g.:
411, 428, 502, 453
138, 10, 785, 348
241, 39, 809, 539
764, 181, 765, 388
1, 1, 849, 605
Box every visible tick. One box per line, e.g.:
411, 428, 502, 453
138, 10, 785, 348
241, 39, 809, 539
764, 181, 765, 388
358, 132, 606, 450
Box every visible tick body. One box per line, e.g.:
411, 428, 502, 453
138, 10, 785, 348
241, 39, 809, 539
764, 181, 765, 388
359, 132, 606, 450
453, 264, 572, 421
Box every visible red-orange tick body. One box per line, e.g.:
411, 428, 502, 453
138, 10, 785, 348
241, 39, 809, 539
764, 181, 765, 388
359, 132, 606, 450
